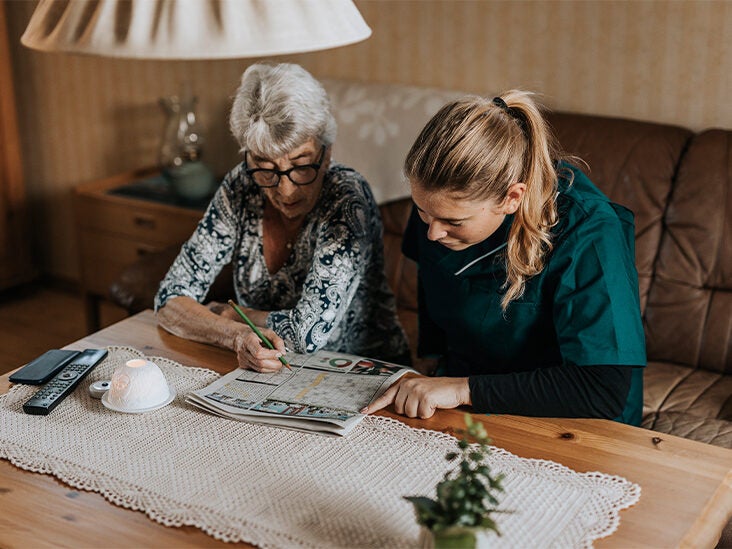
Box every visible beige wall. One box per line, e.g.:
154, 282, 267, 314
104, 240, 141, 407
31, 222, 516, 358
5, 0, 732, 282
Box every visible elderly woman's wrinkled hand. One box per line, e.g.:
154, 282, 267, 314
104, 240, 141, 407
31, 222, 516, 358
233, 327, 289, 373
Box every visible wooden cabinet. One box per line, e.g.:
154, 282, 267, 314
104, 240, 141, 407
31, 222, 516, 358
73, 169, 204, 332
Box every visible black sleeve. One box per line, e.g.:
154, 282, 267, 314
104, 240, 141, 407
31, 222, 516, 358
468, 363, 637, 419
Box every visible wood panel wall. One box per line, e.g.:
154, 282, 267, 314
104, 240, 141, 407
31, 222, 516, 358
4, 0, 731, 282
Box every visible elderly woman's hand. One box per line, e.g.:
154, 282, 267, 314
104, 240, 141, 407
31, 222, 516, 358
233, 327, 289, 372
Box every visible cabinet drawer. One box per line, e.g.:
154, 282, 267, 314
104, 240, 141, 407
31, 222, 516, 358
78, 231, 180, 296
75, 195, 201, 245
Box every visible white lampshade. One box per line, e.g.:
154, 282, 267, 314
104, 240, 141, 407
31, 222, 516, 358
21, 0, 372, 59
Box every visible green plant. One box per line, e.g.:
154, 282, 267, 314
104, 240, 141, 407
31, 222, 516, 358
405, 414, 507, 541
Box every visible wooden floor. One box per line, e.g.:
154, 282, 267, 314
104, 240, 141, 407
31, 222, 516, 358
0, 284, 128, 376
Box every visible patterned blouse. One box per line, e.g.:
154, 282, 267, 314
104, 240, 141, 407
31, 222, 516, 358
155, 161, 410, 364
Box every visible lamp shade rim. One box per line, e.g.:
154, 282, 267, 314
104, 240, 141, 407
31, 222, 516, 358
20, 0, 372, 60
20, 30, 372, 60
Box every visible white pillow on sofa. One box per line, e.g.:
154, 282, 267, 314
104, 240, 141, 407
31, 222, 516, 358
322, 79, 465, 204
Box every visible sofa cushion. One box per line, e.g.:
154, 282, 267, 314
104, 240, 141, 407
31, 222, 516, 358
643, 360, 732, 448
546, 112, 692, 312
643, 412, 732, 448
645, 130, 732, 375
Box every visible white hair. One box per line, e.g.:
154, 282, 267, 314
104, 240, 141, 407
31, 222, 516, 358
229, 63, 337, 159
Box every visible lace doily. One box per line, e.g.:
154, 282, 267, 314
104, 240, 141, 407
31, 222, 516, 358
0, 347, 640, 548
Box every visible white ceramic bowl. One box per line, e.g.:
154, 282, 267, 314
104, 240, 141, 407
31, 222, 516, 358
106, 359, 172, 411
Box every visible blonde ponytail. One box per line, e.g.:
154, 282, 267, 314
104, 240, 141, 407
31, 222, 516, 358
499, 91, 561, 308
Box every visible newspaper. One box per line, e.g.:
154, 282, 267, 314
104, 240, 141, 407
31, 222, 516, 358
185, 350, 412, 436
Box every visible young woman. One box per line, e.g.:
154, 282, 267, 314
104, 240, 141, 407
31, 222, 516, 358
364, 92, 646, 424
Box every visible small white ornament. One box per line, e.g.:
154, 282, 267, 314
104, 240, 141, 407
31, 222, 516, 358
106, 359, 171, 411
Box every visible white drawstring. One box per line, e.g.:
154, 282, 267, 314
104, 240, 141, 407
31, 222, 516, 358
453, 242, 507, 276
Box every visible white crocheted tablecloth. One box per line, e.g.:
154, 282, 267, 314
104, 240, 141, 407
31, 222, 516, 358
0, 347, 640, 548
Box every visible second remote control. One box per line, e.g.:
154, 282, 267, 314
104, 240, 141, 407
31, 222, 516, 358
23, 349, 109, 415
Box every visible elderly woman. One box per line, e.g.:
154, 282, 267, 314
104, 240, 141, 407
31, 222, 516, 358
155, 63, 409, 372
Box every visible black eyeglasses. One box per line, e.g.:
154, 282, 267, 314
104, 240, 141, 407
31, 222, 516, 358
245, 145, 326, 188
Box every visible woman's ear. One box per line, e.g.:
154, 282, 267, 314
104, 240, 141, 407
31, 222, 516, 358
501, 183, 526, 214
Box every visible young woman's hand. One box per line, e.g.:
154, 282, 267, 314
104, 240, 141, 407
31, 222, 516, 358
233, 327, 288, 372
361, 375, 471, 419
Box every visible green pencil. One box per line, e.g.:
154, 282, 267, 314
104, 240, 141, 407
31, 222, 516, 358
227, 300, 291, 370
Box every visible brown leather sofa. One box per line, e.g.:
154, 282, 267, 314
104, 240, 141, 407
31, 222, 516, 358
110, 106, 731, 451
383, 110, 731, 450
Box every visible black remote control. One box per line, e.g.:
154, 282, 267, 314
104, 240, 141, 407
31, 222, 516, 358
23, 349, 108, 415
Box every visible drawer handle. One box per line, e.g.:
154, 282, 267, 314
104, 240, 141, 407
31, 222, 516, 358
133, 215, 156, 229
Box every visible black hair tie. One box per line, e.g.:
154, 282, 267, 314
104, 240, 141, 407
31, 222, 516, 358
493, 96, 527, 134
492, 96, 510, 113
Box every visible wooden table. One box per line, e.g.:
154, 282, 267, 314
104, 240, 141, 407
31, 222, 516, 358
1, 311, 730, 548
